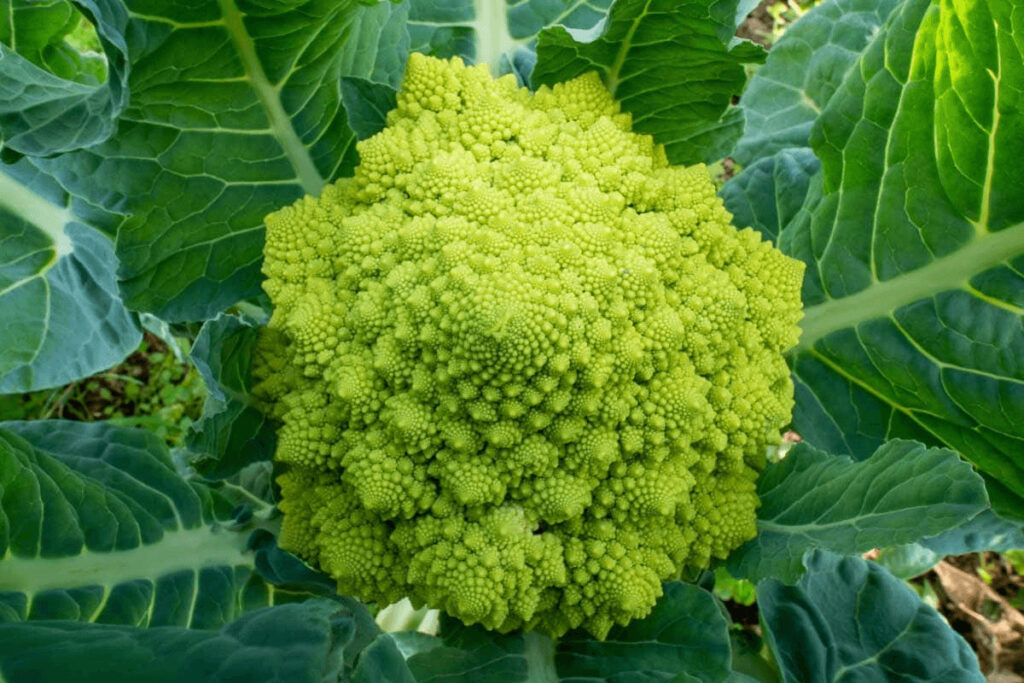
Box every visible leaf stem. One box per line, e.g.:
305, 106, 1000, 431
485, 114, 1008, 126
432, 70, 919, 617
473, 0, 519, 76
604, 0, 650, 95
0, 524, 252, 594
796, 221, 1024, 350
216, 0, 324, 197
523, 632, 559, 682
0, 170, 74, 259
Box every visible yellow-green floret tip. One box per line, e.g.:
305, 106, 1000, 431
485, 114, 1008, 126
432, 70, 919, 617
255, 53, 804, 639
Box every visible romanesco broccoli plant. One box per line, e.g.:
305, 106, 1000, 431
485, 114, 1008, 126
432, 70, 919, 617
254, 53, 804, 639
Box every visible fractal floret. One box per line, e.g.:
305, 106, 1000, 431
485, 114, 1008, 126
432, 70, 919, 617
255, 53, 804, 639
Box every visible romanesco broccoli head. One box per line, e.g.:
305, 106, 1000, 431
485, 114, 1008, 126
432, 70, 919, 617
255, 53, 804, 639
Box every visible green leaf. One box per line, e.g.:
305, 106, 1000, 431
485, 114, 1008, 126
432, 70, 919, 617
554, 581, 731, 682
0, 0, 106, 82
187, 314, 274, 479
532, 0, 765, 165
788, 348, 937, 468
246, 529, 338, 598
719, 147, 820, 242
0, 420, 293, 626
22, 0, 408, 321
0, 160, 141, 393
727, 440, 988, 583
396, 582, 731, 682
405, 619, 552, 682
352, 633, 420, 683
0, 598, 360, 683
920, 509, 1024, 555
878, 508, 1024, 579
731, 0, 902, 166
680, 105, 746, 167
872, 543, 942, 580
782, 0, 1024, 511
0, 0, 128, 156
341, 77, 399, 140
758, 551, 984, 682
406, 0, 612, 81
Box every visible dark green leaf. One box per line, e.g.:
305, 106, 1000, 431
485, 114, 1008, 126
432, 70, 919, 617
788, 347, 937, 466
0, 598, 357, 683
352, 633, 420, 683
555, 581, 731, 682
187, 314, 274, 479
406, 618, 539, 682
758, 551, 984, 682
400, 582, 730, 682
247, 529, 337, 598
728, 630, 778, 683
24, 0, 407, 321
719, 147, 819, 242
878, 508, 1024, 578
731, 0, 902, 166
342, 77, 399, 140
0, 0, 128, 156
0, 421, 290, 626
406, 0, 612, 80
533, 0, 765, 165
921, 509, 1024, 555
0, 159, 141, 392
727, 441, 988, 583
679, 105, 746, 166
782, 0, 1024, 512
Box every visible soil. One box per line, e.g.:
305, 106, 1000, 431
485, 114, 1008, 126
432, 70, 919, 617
924, 553, 1024, 681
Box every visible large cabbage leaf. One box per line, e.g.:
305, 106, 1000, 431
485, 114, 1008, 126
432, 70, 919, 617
785, 0, 1024, 514
0, 599, 367, 683
532, 0, 765, 165
353, 582, 732, 682
0, 159, 141, 392
0, 420, 300, 625
0, 0, 127, 156
726, 441, 988, 583
759, 551, 984, 682
723, 0, 1024, 515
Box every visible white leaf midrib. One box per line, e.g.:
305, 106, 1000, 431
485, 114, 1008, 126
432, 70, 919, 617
0, 170, 74, 260
216, 0, 324, 197
0, 524, 252, 595
796, 220, 1024, 350
473, 0, 522, 76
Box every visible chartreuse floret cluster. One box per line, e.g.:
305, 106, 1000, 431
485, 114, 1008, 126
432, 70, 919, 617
255, 53, 803, 639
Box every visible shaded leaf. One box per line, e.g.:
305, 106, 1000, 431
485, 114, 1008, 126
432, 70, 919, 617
758, 551, 984, 682
555, 581, 731, 682
719, 147, 820, 242
0, 0, 128, 156
679, 105, 746, 166
0, 159, 141, 392
341, 77, 399, 140
352, 633, 420, 683
921, 509, 1024, 556
727, 441, 988, 583
533, 0, 765, 165
24, 0, 408, 321
878, 508, 1024, 579
0, 421, 291, 626
0, 598, 358, 683
406, 618, 539, 682
187, 314, 274, 479
731, 0, 902, 166
398, 582, 730, 682
406, 0, 612, 81
873, 543, 943, 580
